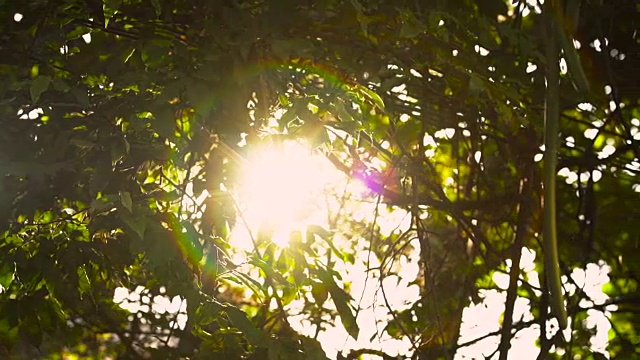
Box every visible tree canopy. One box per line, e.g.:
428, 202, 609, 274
1, 0, 638, 359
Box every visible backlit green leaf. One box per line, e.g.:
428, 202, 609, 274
223, 305, 265, 346
358, 85, 385, 110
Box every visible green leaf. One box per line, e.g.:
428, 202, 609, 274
186, 82, 215, 117
333, 100, 355, 123
51, 77, 70, 92
306, 225, 331, 240
152, 106, 177, 139
30, 64, 39, 78
179, 220, 204, 264
318, 269, 359, 340
300, 337, 328, 360
297, 121, 329, 148
357, 85, 385, 110
0, 263, 14, 289
351, 0, 369, 35
90, 196, 115, 213
329, 282, 359, 339
119, 191, 133, 213
311, 281, 328, 306
103, 0, 122, 26
279, 107, 299, 131
223, 305, 265, 346
111, 137, 130, 164
251, 256, 292, 287
307, 225, 349, 262
195, 301, 222, 326
224, 271, 266, 299
281, 283, 298, 306
73, 87, 90, 107
399, 13, 425, 39
30, 75, 51, 103
120, 212, 147, 240
77, 266, 92, 298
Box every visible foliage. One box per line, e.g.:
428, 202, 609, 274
0, 0, 638, 359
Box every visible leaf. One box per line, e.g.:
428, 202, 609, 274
103, 0, 122, 27
468, 73, 485, 95
251, 256, 292, 288
77, 266, 92, 299
179, 220, 204, 264
332, 100, 356, 123
298, 121, 329, 148
119, 191, 133, 213
307, 225, 349, 262
195, 301, 222, 326
90, 196, 115, 214
350, 0, 369, 36
51, 77, 70, 92
223, 305, 265, 346
329, 282, 359, 339
357, 85, 385, 110
400, 21, 424, 38
319, 269, 359, 340
152, 106, 177, 139
120, 213, 147, 240
30, 64, 39, 78
279, 107, 300, 131
311, 281, 328, 306
399, 13, 425, 39
281, 283, 298, 306
30, 75, 51, 103
300, 337, 328, 360
111, 137, 130, 164
0, 263, 14, 289
224, 271, 266, 299
306, 225, 331, 240
186, 82, 215, 117
72, 86, 90, 107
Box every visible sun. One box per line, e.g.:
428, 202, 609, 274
232, 140, 342, 247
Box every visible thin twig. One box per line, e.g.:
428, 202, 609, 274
498, 163, 534, 360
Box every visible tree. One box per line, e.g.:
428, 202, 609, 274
1, 0, 638, 359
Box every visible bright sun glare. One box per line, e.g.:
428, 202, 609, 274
233, 140, 344, 247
